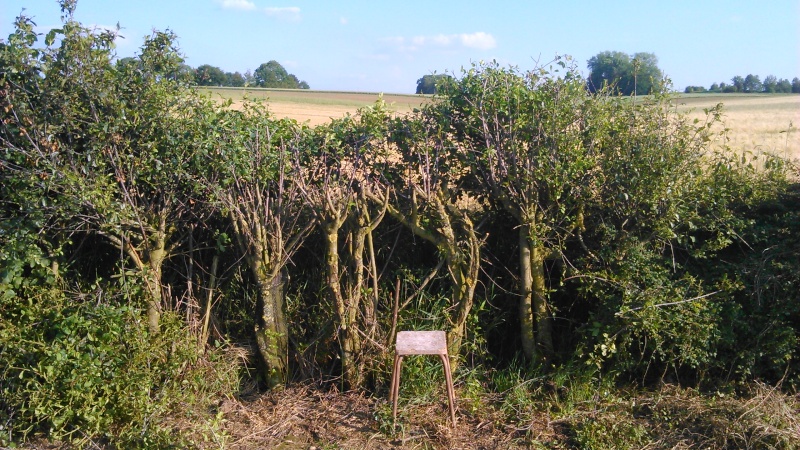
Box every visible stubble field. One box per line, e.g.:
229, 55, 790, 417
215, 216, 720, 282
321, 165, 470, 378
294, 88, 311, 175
200, 87, 800, 165
679, 93, 799, 161
200, 87, 429, 127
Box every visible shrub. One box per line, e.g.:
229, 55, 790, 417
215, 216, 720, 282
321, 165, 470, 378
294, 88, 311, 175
0, 282, 240, 447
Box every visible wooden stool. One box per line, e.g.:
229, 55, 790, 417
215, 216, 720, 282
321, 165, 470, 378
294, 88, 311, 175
389, 330, 456, 426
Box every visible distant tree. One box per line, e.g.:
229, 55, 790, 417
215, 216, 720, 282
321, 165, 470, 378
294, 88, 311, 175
254, 60, 287, 87
286, 73, 302, 88
731, 75, 745, 92
588, 51, 632, 94
587, 51, 663, 95
695, 73, 799, 94
194, 64, 226, 86
743, 74, 762, 93
253, 60, 309, 89
226, 71, 246, 87
762, 75, 778, 93
776, 78, 792, 93
416, 74, 453, 94
631, 52, 663, 94
684, 86, 707, 93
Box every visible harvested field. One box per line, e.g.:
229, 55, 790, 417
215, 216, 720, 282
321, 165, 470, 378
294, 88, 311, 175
200, 88, 800, 163
200, 87, 430, 127
678, 93, 800, 161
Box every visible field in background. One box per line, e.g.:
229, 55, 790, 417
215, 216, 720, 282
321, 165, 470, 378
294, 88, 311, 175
200, 87, 429, 126
679, 93, 799, 161
200, 88, 799, 161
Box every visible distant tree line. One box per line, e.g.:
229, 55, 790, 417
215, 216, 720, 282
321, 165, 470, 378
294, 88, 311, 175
190, 59, 310, 89
420, 51, 668, 97
685, 75, 800, 94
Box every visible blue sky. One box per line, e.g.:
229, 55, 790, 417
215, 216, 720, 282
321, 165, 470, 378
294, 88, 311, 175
3, 0, 799, 94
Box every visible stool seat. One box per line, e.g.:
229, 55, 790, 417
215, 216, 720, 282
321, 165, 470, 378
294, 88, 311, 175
390, 330, 456, 426
396, 330, 448, 355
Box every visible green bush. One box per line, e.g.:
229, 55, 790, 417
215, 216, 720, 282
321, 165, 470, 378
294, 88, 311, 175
0, 282, 240, 447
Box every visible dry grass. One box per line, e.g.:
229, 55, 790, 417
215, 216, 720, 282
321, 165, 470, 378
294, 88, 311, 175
214, 384, 538, 449
190, 381, 800, 450
635, 383, 800, 449
19, 379, 799, 448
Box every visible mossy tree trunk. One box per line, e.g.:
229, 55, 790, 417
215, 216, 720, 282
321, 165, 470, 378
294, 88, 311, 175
517, 222, 556, 364
307, 185, 387, 390
222, 137, 313, 389
253, 268, 289, 388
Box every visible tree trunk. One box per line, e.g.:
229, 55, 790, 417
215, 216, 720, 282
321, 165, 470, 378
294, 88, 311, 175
531, 245, 554, 363
325, 221, 366, 391
445, 262, 476, 368
443, 225, 480, 369
254, 271, 288, 389
518, 224, 556, 364
364, 223, 378, 334
346, 221, 368, 389
140, 246, 165, 334
143, 213, 170, 334
381, 187, 481, 371
518, 225, 536, 360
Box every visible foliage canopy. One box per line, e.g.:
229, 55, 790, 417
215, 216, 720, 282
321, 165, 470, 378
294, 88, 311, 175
253, 60, 310, 89
415, 73, 453, 94
587, 50, 664, 95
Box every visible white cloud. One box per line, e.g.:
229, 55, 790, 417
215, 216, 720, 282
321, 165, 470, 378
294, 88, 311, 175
264, 6, 301, 21
218, 0, 257, 11
385, 32, 497, 52
340, 16, 348, 25
458, 32, 496, 50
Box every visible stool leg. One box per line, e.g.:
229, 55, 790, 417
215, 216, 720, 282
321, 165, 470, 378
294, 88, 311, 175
389, 354, 399, 403
440, 354, 457, 426
391, 355, 403, 425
